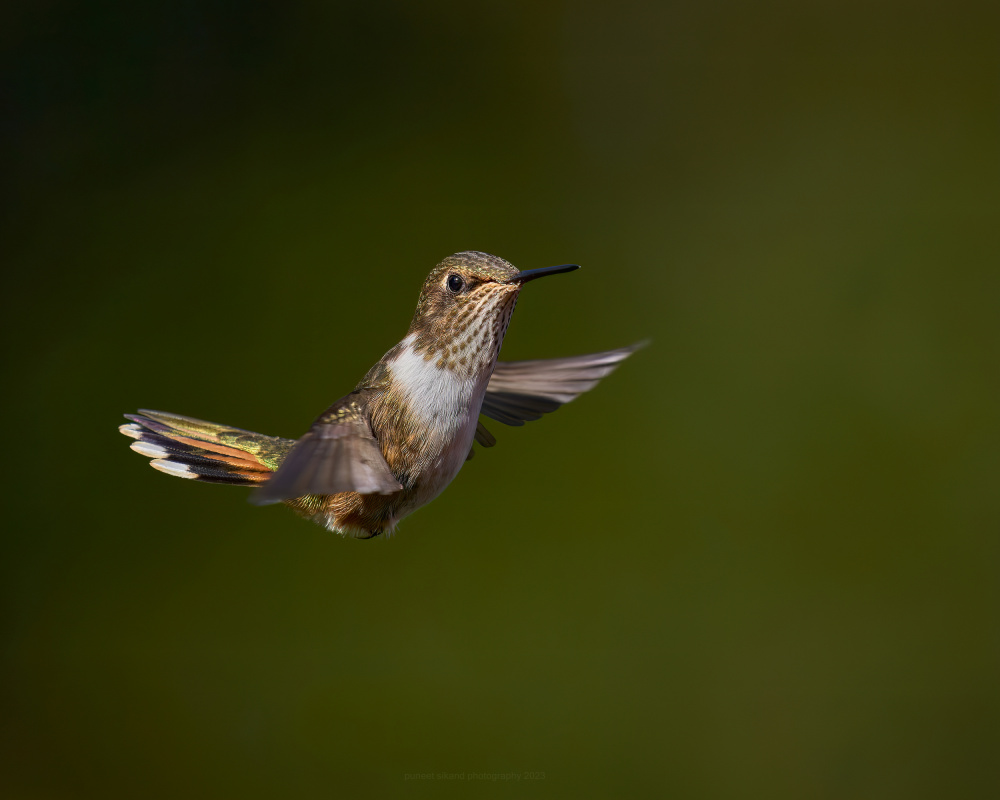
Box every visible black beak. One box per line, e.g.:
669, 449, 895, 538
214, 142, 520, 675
511, 264, 580, 284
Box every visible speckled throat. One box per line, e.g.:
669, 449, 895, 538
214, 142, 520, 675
405, 251, 522, 378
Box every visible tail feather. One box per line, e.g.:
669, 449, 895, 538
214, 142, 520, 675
121, 409, 295, 486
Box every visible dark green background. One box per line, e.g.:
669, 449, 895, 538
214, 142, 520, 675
3, 1, 998, 797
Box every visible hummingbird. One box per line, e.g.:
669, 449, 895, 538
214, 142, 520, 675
120, 251, 641, 538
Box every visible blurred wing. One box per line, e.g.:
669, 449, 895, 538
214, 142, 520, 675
250, 393, 402, 505
481, 342, 645, 426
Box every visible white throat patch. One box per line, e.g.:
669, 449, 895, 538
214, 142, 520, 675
389, 334, 481, 434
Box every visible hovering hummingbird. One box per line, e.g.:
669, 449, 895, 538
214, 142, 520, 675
120, 251, 641, 538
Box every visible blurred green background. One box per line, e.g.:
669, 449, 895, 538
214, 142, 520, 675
3, 1, 998, 797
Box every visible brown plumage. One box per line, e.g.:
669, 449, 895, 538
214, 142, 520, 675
121, 252, 643, 538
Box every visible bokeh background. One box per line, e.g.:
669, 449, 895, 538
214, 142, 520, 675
3, 1, 998, 797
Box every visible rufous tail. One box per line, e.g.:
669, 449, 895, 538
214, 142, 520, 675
119, 410, 295, 486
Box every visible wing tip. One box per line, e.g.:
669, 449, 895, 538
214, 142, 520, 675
247, 487, 283, 506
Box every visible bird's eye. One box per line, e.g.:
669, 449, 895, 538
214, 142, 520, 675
447, 274, 465, 293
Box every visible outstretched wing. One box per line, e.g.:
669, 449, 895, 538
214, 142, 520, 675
250, 392, 402, 505
480, 342, 645, 427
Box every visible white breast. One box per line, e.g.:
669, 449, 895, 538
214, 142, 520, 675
391, 334, 479, 433
389, 334, 491, 506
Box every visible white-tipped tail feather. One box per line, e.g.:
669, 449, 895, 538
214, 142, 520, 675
118, 423, 142, 440
150, 459, 198, 479
120, 410, 295, 486
129, 441, 169, 459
